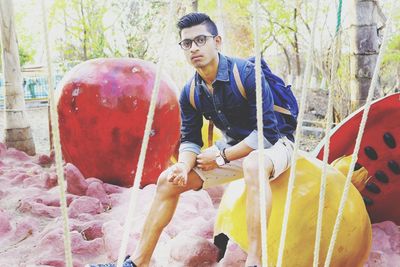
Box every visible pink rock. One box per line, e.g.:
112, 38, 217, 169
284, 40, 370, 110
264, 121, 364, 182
169, 233, 219, 266
70, 230, 105, 255
2, 170, 19, 180
0, 142, 6, 157
68, 196, 103, 218
37, 153, 54, 166
101, 220, 138, 261
18, 200, 60, 218
79, 221, 104, 241
65, 163, 88, 195
44, 172, 58, 188
102, 220, 124, 260
22, 162, 39, 169
49, 150, 55, 162
367, 221, 400, 267
181, 190, 214, 211
5, 148, 31, 161
23, 175, 45, 188
86, 177, 104, 184
0, 211, 12, 236
375, 221, 399, 236
187, 218, 215, 239
40, 194, 73, 210
39, 228, 65, 254
103, 183, 124, 194
13, 217, 38, 242
86, 181, 111, 206
36, 255, 84, 267
366, 251, 388, 267
6, 143, 400, 267
0, 189, 9, 199
11, 173, 31, 185
166, 193, 214, 236
201, 209, 217, 221
205, 185, 226, 207
219, 242, 247, 267
36, 258, 66, 267
76, 213, 97, 222
371, 222, 400, 265
66, 194, 79, 206
389, 233, 400, 254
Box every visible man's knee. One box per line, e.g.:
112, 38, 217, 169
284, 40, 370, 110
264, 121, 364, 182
243, 150, 274, 185
243, 151, 259, 174
155, 170, 179, 196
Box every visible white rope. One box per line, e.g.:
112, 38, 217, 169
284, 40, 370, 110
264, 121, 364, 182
324, 3, 395, 266
116, 1, 176, 266
276, 0, 321, 266
253, 1, 268, 266
40, 0, 73, 266
312, 27, 341, 267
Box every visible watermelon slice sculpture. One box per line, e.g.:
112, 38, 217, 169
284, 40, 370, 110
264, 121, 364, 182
315, 93, 400, 224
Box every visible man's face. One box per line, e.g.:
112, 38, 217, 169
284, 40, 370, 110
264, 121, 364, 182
180, 24, 221, 68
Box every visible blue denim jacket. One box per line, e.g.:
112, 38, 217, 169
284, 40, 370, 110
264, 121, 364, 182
179, 53, 281, 155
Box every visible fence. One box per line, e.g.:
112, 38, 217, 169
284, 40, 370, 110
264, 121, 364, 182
0, 75, 63, 101
0, 64, 80, 103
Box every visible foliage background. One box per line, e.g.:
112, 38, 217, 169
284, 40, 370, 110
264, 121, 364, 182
2, 0, 399, 117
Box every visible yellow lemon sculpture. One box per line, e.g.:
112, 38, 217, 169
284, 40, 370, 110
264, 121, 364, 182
330, 155, 370, 192
214, 154, 371, 267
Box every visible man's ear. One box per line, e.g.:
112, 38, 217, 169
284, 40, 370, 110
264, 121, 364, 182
214, 35, 222, 51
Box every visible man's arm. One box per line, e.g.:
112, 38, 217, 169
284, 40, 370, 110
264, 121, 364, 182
241, 61, 280, 149
177, 82, 203, 172
167, 85, 203, 186
223, 140, 254, 161
220, 61, 280, 163
177, 151, 197, 173
196, 138, 254, 170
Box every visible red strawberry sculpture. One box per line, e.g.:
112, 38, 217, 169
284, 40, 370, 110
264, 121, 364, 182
57, 58, 180, 187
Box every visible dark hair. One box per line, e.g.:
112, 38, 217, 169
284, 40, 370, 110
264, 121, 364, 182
177, 12, 218, 37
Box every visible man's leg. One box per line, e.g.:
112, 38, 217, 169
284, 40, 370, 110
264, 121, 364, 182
132, 169, 204, 266
242, 150, 274, 267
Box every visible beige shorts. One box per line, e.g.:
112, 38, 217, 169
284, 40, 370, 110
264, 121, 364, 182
194, 137, 294, 189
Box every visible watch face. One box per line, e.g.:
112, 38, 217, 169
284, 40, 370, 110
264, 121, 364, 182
216, 155, 225, 166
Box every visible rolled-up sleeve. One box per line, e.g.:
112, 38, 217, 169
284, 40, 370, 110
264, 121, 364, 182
243, 130, 273, 149
178, 84, 203, 155
242, 62, 280, 147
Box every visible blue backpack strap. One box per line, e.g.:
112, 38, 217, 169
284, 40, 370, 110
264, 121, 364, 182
232, 62, 292, 115
187, 77, 214, 147
189, 78, 197, 110
232, 63, 247, 100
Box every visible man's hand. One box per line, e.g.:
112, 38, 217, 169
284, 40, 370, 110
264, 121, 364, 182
197, 150, 218, 171
167, 162, 190, 187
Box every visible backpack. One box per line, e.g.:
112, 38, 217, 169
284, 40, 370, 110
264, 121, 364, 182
188, 57, 298, 146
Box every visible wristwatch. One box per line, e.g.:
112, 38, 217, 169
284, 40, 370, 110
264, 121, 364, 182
215, 148, 230, 166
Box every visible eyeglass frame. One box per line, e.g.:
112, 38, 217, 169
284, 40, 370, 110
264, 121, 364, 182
178, 35, 216, 50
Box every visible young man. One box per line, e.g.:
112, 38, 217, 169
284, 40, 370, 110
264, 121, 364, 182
90, 12, 294, 267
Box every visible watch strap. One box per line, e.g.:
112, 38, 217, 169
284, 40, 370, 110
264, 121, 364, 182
221, 148, 230, 163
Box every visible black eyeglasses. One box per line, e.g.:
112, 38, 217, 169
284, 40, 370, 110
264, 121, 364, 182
178, 35, 215, 50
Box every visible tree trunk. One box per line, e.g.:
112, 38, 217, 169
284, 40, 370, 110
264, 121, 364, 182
395, 64, 400, 92
349, 0, 379, 111
0, 0, 35, 155
80, 0, 88, 60
293, 5, 301, 77
192, 0, 198, 12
